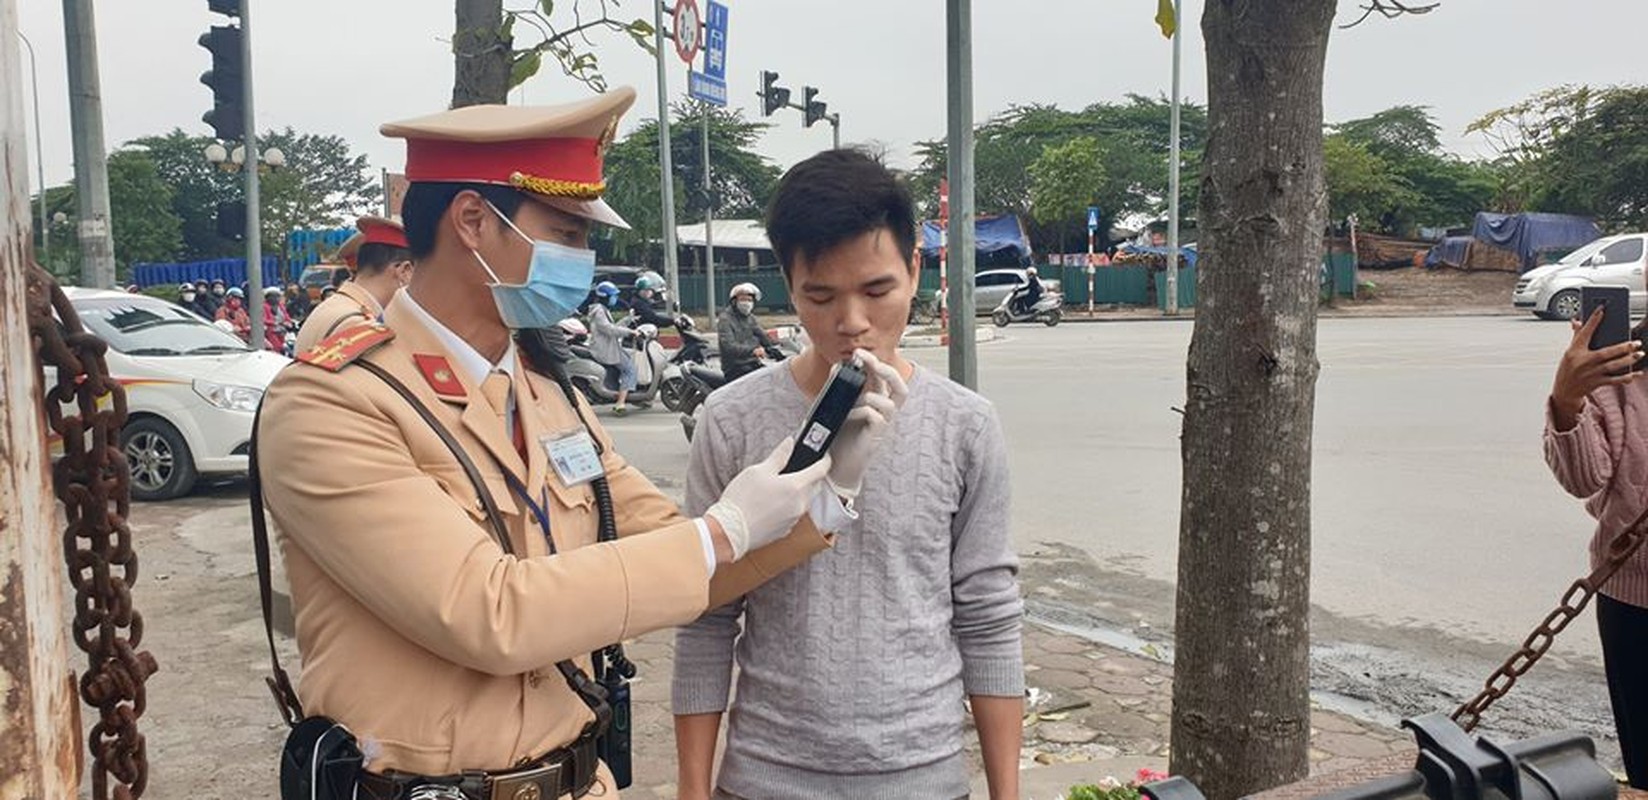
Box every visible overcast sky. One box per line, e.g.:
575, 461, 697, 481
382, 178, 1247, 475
12, 0, 1648, 196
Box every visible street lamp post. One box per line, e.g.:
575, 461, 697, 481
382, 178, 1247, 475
17, 32, 47, 269
204, 142, 285, 349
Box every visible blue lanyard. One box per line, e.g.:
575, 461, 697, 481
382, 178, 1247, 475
504, 473, 556, 554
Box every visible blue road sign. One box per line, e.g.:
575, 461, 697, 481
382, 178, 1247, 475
689, 71, 728, 106
1087, 206, 1100, 233
704, 0, 729, 80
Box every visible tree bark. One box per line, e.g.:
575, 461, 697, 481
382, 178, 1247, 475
1169, 2, 1335, 798
452, 0, 510, 108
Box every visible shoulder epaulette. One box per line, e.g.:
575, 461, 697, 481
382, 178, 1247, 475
296, 324, 396, 372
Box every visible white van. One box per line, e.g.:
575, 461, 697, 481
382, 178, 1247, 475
1513, 233, 1648, 320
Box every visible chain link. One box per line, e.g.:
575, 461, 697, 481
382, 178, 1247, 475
1452, 505, 1648, 732
26, 263, 157, 799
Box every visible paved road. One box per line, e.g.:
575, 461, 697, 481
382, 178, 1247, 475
605, 316, 1603, 661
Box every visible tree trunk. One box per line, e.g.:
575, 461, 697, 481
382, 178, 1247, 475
1169, 2, 1335, 798
451, 0, 510, 108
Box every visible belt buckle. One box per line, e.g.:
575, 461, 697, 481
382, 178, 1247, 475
489, 761, 562, 800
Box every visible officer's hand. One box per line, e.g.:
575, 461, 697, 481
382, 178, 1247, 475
826, 349, 909, 499
706, 438, 833, 561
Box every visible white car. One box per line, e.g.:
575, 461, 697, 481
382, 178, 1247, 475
972, 268, 1061, 315
1513, 233, 1648, 320
59, 288, 289, 500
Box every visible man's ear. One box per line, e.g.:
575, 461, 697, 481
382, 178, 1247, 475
447, 191, 492, 252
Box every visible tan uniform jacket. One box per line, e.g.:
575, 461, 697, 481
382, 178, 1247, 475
257, 294, 830, 783
294, 281, 380, 352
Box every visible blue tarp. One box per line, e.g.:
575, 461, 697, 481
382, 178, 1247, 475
1117, 243, 1199, 268
921, 214, 1032, 258
1424, 235, 1474, 269
287, 228, 354, 270
131, 257, 280, 289
1471, 212, 1600, 271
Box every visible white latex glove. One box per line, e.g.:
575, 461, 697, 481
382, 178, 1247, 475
826, 349, 910, 499
705, 437, 834, 560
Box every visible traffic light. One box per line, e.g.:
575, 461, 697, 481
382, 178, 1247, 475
199, 25, 244, 141
803, 86, 827, 128
216, 200, 246, 241
759, 71, 790, 117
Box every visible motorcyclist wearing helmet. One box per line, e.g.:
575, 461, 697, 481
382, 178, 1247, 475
718, 282, 778, 384
588, 280, 638, 415
627, 273, 680, 330
214, 286, 253, 342
261, 285, 293, 352
1009, 265, 1044, 315
178, 283, 215, 319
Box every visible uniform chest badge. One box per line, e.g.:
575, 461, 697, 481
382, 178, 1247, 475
414, 354, 466, 398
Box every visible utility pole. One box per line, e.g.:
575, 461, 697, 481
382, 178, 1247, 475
61, 0, 115, 288
654, 1, 681, 310
702, 106, 715, 320
945, 0, 977, 390
241, 0, 264, 350
18, 31, 46, 269
1165, 0, 1182, 316
0, 2, 80, 792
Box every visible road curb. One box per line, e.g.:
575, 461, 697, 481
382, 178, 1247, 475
901, 327, 999, 348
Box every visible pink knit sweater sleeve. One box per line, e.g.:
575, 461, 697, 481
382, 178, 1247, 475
1543, 392, 1622, 500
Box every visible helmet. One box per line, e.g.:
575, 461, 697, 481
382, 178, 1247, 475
729, 282, 761, 302
211, 278, 225, 286
1026, 266, 1038, 276
263, 286, 282, 297
556, 318, 588, 338
635, 274, 663, 292
226, 287, 245, 299
594, 281, 620, 298
178, 283, 194, 293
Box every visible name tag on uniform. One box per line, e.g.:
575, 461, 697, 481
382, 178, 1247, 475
543, 431, 604, 487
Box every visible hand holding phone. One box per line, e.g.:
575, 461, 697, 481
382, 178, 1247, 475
1551, 295, 1644, 427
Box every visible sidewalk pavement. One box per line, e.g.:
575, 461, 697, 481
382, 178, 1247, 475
619, 621, 1414, 800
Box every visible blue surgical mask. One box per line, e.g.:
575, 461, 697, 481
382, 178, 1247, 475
472, 203, 595, 329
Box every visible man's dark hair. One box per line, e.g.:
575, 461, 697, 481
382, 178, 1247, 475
765, 149, 917, 279
356, 242, 413, 275
401, 182, 528, 260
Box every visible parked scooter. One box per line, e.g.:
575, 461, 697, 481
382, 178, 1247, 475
559, 319, 671, 408
659, 316, 713, 412
992, 289, 1064, 327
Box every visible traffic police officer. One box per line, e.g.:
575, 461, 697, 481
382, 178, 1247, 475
295, 215, 413, 351
256, 87, 893, 798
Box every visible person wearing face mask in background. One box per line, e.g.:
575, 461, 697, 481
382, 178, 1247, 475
717, 283, 778, 384
202, 279, 226, 317
588, 280, 638, 415
251, 89, 898, 800
285, 282, 311, 324
214, 286, 252, 342
294, 215, 414, 351
178, 283, 215, 319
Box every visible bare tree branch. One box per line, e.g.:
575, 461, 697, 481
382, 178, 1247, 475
1339, 0, 1439, 29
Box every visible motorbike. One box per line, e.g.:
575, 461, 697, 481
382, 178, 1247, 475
992, 288, 1064, 328
558, 319, 672, 409
659, 316, 713, 412
677, 345, 790, 442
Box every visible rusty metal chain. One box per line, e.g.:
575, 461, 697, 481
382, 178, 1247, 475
26, 263, 157, 799
1452, 504, 1648, 733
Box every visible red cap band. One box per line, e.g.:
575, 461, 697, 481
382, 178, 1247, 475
404, 137, 603, 190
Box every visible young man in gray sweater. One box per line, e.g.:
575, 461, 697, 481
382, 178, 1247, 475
672, 149, 1025, 800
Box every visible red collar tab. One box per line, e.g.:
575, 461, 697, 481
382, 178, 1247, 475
414, 354, 466, 398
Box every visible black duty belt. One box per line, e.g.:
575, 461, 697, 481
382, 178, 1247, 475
354, 732, 598, 800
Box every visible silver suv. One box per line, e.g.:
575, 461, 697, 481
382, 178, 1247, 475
1513, 233, 1648, 320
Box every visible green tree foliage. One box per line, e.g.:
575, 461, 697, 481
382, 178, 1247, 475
107, 150, 184, 275
126, 128, 379, 262
1323, 105, 1499, 234
1029, 136, 1106, 252
600, 102, 780, 265
1472, 85, 1648, 230
908, 95, 1207, 252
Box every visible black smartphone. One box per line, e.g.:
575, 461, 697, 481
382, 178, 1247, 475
1583, 285, 1631, 349
783, 359, 868, 474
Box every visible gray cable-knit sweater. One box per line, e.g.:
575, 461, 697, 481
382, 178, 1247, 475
672, 361, 1024, 800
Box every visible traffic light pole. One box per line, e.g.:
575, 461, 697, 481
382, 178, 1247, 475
654, 1, 681, 313
241, 0, 264, 350
945, 0, 977, 390
62, 0, 116, 289
702, 107, 715, 320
